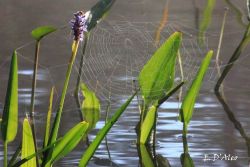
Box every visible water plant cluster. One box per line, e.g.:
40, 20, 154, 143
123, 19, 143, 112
3, 0, 248, 167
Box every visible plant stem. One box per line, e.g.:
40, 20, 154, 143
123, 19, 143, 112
4, 141, 7, 167
216, 8, 228, 98
74, 33, 89, 121
50, 39, 79, 142
30, 41, 40, 166
215, 23, 250, 92
183, 122, 188, 136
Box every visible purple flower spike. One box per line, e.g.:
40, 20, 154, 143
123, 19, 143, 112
70, 11, 88, 41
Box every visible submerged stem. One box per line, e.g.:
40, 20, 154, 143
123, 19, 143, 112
215, 23, 250, 92
4, 141, 7, 167
30, 41, 40, 166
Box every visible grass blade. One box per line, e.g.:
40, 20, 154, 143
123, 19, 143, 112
79, 92, 137, 166
81, 83, 100, 131
21, 119, 37, 167
179, 50, 213, 127
31, 26, 57, 41
1, 51, 18, 143
44, 122, 89, 166
43, 87, 55, 148
139, 32, 182, 105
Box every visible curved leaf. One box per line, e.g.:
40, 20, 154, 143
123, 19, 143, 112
31, 26, 57, 41
139, 32, 182, 105
1, 51, 18, 143
21, 119, 36, 167
87, 0, 116, 31
81, 83, 100, 131
179, 50, 213, 124
79, 92, 136, 166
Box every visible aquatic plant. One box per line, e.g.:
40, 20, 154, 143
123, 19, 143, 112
30, 25, 57, 163
21, 119, 37, 167
80, 83, 100, 133
74, 0, 116, 124
138, 32, 183, 144
1, 51, 18, 167
179, 50, 213, 135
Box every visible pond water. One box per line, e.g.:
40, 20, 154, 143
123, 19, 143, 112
1, 0, 250, 167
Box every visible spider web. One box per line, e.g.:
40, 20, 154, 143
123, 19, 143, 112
1, 16, 249, 119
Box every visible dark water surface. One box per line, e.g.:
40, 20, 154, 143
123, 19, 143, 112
1, 0, 250, 167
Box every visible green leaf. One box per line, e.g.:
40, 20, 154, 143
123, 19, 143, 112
21, 119, 37, 167
87, 0, 116, 31
198, 0, 216, 45
1, 51, 18, 143
179, 50, 213, 124
79, 92, 137, 166
81, 83, 100, 131
43, 87, 55, 148
31, 26, 57, 41
139, 144, 155, 167
180, 153, 194, 167
139, 32, 182, 105
45, 121, 89, 166
140, 105, 157, 144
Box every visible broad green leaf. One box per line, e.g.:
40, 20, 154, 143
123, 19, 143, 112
87, 0, 116, 31
180, 153, 194, 167
140, 144, 154, 167
139, 32, 182, 105
43, 87, 55, 148
21, 119, 37, 167
140, 105, 157, 144
31, 26, 57, 41
81, 83, 100, 131
1, 51, 18, 143
198, 0, 216, 45
44, 121, 89, 166
179, 50, 213, 124
79, 92, 136, 166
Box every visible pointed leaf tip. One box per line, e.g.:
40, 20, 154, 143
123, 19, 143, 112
1, 51, 18, 143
